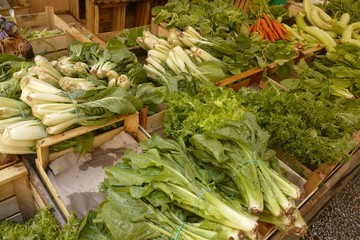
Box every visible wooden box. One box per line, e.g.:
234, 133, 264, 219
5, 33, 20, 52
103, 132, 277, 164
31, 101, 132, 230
35, 112, 149, 219
85, 0, 127, 34
0, 0, 30, 16
0, 162, 42, 222
5, 6, 94, 59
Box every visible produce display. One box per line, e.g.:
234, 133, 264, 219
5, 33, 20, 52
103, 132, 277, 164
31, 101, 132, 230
1, 0, 360, 239
0, 40, 166, 154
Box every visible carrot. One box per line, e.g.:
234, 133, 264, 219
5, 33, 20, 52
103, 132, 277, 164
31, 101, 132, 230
249, 23, 255, 33
255, 19, 261, 32
280, 23, 292, 36
263, 14, 273, 28
272, 20, 287, 40
266, 28, 276, 42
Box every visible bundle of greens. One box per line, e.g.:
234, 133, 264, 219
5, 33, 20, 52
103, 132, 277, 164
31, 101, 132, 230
98, 136, 259, 239
239, 86, 360, 169
0, 207, 79, 240
138, 27, 295, 94
163, 87, 307, 233
152, 0, 249, 39
0, 54, 34, 99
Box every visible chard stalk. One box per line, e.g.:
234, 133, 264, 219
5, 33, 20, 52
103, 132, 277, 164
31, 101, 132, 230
172, 46, 197, 72
169, 50, 188, 73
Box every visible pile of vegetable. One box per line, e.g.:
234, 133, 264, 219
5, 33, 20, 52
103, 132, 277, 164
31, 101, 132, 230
81, 131, 306, 239
152, 0, 249, 39
137, 27, 296, 94
0, 207, 79, 240
0, 15, 34, 59
0, 39, 167, 154
318, 0, 360, 24
283, 0, 360, 52
250, 13, 292, 42
281, 43, 360, 99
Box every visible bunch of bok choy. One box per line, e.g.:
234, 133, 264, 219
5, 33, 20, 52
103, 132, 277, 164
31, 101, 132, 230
0, 97, 46, 154
100, 135, 259, 239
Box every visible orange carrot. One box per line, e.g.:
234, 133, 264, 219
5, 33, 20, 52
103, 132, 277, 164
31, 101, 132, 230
272, 20, 286, 40
262, 14, 273, 28
279, 23, 292, 36
266, 28, 275, 42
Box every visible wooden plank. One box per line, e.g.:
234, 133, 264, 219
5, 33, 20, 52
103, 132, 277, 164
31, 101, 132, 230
0, 181, 14, 202
7, 212, 23, 223
94, 4, 100, 34
0, 196, 20, 220
36, 159, 70, 219
0, 7, 30, 16
31, 182, 47, 210
0, 162, 28, 186
13, 176, 36, 221
216, 66, 264, 87
22, 156, 67, 227
45, 6, 55, 29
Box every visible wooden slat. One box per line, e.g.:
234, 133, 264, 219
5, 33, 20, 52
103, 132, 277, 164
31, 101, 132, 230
0, 181, 14, 202
13, 176, 36, 221
0, 196, 20, 220
45, 6, 55, 29
36, 159, 70, 219
0, 162, 28, 186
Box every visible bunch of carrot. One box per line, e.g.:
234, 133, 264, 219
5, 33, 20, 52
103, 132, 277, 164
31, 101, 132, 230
250, 13, 291, 42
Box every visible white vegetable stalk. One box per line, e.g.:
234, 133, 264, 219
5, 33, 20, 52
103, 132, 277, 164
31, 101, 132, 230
31, 103, 74, 119
168, 28, 185, 47
172, 46, 198, 72
184, 26, 207, 40
0, 97, 30, 119
20, 76, 63, 95
58, 77, 96, 91
166, 57, 182, 75
190, 46, 220, 62
146, 56, 167, 73
34, 55, 62, 86
117, 75, 130, 90
148, 49, 169, 62
168, 50, 188, 73
1, 119, 47, 141
0, 117, 24, 133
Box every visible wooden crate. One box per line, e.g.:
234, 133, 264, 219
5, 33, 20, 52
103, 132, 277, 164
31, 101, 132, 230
0, 162, 38, 222
85, 0, 127, 34
0, 154, 19, 170
7, 6, 94, 59
233, 0, 252, 12
0, 0, 30, 16
35, 112, 150, 219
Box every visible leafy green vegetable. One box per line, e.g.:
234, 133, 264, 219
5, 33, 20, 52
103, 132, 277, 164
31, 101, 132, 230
239, 86, 360, 168
0, 207, 79, 240
99, 136, 259, 239
163, 86, 246, 140
114, 26, 149, 47
152, 0, 249, 39
0, 54, 34, 99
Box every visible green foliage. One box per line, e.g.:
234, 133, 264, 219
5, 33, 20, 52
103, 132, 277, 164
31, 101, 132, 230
152, 0, 249, 39
163, 86, 246, 140
239, 86, 360, 168
0, 207, 79, 240
0, 54, 34, 99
